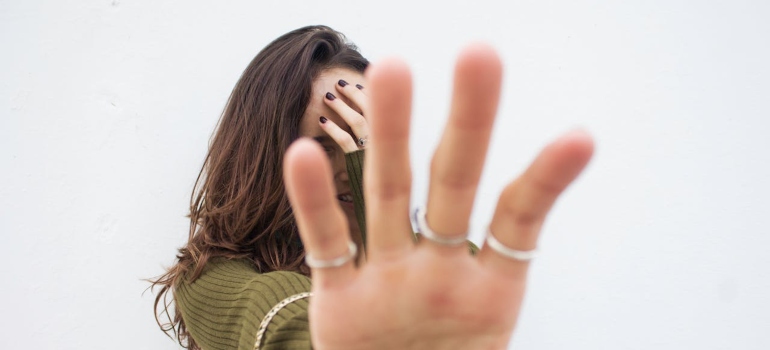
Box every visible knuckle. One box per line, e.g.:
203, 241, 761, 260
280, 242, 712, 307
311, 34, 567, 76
343, 140, 357, 152
530, 174, 564, 197
356, 99, 369, 111
350, 117, 368, 129
511, 210, 540, 228
451, 113, 494, 132
370, 182, 410, 202
430, 157, 476, 191
499, 181, 543, 228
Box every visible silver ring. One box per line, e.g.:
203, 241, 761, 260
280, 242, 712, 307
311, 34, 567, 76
412, 206, 467, 246
357, 137, 368, 148
485, 227, 538, 261
305, 241, 358, 269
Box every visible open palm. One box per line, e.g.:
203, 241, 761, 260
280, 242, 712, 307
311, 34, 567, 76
284, 44, 594, 350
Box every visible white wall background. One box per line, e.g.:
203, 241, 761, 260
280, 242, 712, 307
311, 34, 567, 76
2, 0, 769, 349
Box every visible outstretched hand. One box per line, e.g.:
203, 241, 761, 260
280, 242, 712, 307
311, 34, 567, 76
283, 44, 594, 349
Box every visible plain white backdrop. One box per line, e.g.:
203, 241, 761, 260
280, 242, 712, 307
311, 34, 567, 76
2, 0, 769, 349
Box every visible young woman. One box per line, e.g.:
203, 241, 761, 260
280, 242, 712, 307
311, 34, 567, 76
152, 25, 594, 350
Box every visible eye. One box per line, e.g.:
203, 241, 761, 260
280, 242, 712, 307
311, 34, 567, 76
311, 137, 338, 158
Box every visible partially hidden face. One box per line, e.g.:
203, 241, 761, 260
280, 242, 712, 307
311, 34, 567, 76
298, 67, 367, 248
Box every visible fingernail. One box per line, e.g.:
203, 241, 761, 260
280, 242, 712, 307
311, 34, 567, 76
325, 92, 336, 100
319, 116, 327, 124
355, 84, 364, 90
338, 79, 348, 87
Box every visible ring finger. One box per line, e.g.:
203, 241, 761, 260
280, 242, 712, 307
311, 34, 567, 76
424, 44, 502, 250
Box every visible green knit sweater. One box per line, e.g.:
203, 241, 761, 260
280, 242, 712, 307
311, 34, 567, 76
175, 150, 476, 350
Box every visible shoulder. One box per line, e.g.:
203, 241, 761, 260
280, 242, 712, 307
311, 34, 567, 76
175, 258, 312, 350
177, 257, 311, 310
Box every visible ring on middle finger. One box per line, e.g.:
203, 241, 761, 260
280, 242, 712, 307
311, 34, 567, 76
412, 206, 467, 246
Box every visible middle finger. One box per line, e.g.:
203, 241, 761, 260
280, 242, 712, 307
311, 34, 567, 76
425, 44, 503, 248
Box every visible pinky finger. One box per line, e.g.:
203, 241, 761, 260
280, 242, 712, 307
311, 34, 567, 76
479, 129, 594, 280
320, 116, 359, 153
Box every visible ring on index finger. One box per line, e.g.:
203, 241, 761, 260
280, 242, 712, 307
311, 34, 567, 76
413, 206, 468, 246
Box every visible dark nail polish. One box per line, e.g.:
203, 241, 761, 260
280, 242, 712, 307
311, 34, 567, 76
355, 84, 364, 90
319, 116, 327, 124
338, 79, 348, 87
325, 92, 336, 100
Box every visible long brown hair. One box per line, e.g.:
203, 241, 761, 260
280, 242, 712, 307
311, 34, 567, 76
149, 25, 369, 349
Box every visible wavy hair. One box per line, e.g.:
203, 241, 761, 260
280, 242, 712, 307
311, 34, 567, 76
149, 25, 369, 349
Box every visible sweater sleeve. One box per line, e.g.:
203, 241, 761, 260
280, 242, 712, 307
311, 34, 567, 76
175, 259, 313, 350
345, 150, 366, 243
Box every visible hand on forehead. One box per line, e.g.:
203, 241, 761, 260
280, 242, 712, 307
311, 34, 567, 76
300, 68, 365, 142
304, 68, 366, 131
